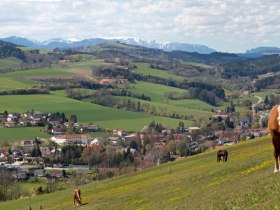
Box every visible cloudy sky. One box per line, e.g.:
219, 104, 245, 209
1, 0, 280, 52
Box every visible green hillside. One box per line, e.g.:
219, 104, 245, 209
134, 62, 185, 81
0, 94, 185, 131
0, 57, 22, 68
0, 136, 277, 210
0, 67, 71, 78
0, 78, 32, 90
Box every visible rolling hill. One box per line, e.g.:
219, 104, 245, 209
0, 136, 276, 210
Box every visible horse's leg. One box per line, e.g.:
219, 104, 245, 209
272, 132, 280, 173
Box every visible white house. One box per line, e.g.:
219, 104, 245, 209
51, 134, 91, 145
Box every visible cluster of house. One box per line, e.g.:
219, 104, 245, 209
0, 121, 270, 182
48, 121, 99, 135
0, 112, 45, 128
0, 111, 100, 136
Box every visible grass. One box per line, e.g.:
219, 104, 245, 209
170, 99, 215, 111
0, 67, 72, 78
0, 57, 22, 68
0, 127, 51, 142
67, 60, 105, 70
0, 94, 185, 132
120, 81, 188, 103
0, 136, 277, 210
0, 78, 32, 90
116, 96, 212, 122
134, 62, 185, 81
18, 47, 50, 55
20, 179, 47, 195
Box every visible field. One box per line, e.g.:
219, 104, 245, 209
170, 99, 215, 111
134, 62, 185, 81
0, 136, 278, 210
0, 78, 32, 90
0, 67, 72, 78
0, 57, 22, 68
120, 81, 188, 103
0, 94, 185, 132
0, 127, 50, 142
18, 47, 50, 55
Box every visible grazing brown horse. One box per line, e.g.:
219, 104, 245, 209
73, 188, 81, 206
268, 105, 280, 173
217, 150, 228, 162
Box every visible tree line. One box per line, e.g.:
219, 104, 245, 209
0, 88, 49, 95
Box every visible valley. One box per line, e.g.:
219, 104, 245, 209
0, 39, 278, 208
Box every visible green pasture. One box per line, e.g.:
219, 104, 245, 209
0, 67, 71, 78
0, 127, 50, 142
107, 42, 139, 49
134, 62, 185, 81
0, 57, 22, 69
18, 47, 49, 55
0, 78, 32, 90
116, 96, 212, 121
170, 99, 215, 111
20, 179, 48, 195
92, 42, 138, 50
1, 136, 278, 210
119, 81, 188, 103
0, 94, 185, 132
67, 59, 105, 70
254, 89, 279, 98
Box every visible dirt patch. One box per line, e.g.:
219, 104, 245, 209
64, 68, 93, 80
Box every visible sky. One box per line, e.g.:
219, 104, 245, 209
1, 0, 280, 53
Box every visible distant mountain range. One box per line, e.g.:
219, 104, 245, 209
1, 36, 280, 57
0, 36, 216, 54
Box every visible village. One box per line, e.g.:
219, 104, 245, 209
0, 107, 269, 188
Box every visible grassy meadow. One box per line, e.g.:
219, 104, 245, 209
134, 62, 185, 81
0, 94, 186, 132
0, 78, 32, 90
120, 81, 188, 103
0, 136, 278, 210
0, 57, 22, 68
0, 67, 72, 78
0, 127, 50, 142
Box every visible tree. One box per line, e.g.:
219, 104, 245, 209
178, 140, 189, 157
69, 114, 78, 123
3, 110, 8, 117
0, 171, 20, 201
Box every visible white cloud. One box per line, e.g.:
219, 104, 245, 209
1, 0, 280, 52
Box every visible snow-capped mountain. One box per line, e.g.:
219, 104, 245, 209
41, 38, 74, 45
119, 38, 216, 54
0, 36, 216, 54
